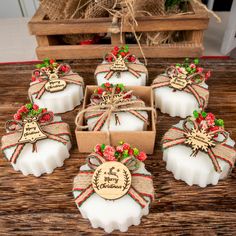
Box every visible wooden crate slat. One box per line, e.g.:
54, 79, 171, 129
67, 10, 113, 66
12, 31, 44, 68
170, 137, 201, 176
36, 44, 203, 59
29, 14, 209, 35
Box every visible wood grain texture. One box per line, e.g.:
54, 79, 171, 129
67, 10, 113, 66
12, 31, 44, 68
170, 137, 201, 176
0, 58, 236, 235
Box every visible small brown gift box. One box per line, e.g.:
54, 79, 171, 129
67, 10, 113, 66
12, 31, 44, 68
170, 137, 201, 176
75, 86, 156, 154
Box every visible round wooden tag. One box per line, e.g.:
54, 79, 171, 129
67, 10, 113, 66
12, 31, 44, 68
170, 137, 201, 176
92, 161, 131, 200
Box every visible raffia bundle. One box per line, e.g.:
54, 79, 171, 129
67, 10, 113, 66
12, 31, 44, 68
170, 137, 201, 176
40, 0, 116, 45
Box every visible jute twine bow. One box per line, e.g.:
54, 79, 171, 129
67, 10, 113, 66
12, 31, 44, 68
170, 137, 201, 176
95, 53, 148, 80
28, 63, 84, 101
152, 66, 209, 109
162, 119, 236, 173
1, 112, 71, 164
73, 152, 154, 208
75, 87, 156, 144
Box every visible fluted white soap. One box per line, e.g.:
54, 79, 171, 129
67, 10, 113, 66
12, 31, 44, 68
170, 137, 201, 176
162, 120, 236, 187
73, 162, 152, 233
2, 116, 71, 177
95, 45, 148, 86
29, 60, 84, 114
152, 59, 210, 118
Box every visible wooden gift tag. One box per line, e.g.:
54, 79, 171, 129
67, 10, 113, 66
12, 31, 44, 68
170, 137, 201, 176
100, 93, 123, 105
45, 73, 66, 92
18, 119, 47, 144
170, 74, 189, 90
92, 161, 132, 200
185, 127, 215, 153
110, 55, 128, 72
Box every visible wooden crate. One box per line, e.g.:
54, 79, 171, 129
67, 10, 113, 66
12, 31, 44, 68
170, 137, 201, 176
28, 2, 209, 59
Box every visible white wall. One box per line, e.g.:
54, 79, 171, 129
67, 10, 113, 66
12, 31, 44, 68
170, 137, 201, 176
0, 0, 39, 18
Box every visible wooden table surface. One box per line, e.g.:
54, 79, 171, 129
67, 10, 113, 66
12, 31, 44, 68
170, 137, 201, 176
0, 59, 236, 235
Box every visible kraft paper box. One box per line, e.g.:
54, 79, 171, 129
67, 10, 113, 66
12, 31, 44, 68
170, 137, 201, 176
75, 86, 156, 154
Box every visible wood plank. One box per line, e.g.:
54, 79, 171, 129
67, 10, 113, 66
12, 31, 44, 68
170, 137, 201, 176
28, 17, 209, 35
0, 59, 235, 235
36, 44, 203, 59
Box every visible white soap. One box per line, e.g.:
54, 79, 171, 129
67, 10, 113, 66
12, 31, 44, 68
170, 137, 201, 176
31, 83, 83, 114
153, 80, 208, 118
87, 111, 148, 131
96, 61, 147, 86
3, 117, 71, 177
73, 162, 151, 233
163, 121, 236, 187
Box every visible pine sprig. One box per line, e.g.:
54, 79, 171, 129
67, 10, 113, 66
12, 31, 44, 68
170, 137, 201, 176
122, 169, 131, 191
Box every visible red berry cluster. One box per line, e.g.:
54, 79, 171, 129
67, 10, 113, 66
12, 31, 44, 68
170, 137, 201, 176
193, 110, 224, 133
93, 83, 131, 99
94, 142, 147, 162
13, 103, 52, 123
176, 58, 211, 81
105, 45, 136, 63
31, 59, 70, 82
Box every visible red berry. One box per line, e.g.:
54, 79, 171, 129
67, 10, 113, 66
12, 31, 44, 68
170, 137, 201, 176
209, 126, 219, 132
19, 106, 28, 113
31, 76, 36, 82
120, 52, 126, 57
94, 144, 101, 153
42, 108, 47, 113
14, 113, 21, 121
137, 151, 147, 161
33, 104, 39, 110
123, 143, 130, 150
34, 71, 40, 77
97, 87, 103, 95
128, 149, 134, 156
50, 59, 55, 64
114, 46, 119, 51
105, 82, 111, 87
196, 114, 204, 124
130, 56, 136, 62
41, 114, 51, 122
116, 87, 121, 93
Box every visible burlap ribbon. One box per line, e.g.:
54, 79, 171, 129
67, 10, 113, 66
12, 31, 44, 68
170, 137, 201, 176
28, 64, 83, 101
95, 59, 148, 80
1, 113, 71, 164
152, 66, 209, 109
73, 152, 154, 208
75, 87, 156, 134
162, 119, 236, 173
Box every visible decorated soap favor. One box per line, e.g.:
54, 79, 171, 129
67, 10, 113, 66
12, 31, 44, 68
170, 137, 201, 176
1, 103, 72, 177
75, 83, 154, 132
152, 58, 211, 118
162, 110, 236, 187
95, 45, 148, 86
73, 142, 154, 233
28, 59, 84, 114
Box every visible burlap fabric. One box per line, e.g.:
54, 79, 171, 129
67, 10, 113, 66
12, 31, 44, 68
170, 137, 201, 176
40, 0, 116, 45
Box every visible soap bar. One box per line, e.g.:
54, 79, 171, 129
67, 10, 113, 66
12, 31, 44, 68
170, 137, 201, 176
95, 45, 147, 86
78, 83, 149, 132
73, 142, 154, 233
162, 110, 236, 187
1, 103, 71, 177
152, 59, 210, 118
28, 59, 84, 114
